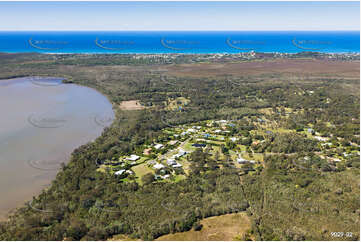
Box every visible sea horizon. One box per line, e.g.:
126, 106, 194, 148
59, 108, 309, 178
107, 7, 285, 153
0, 30, 359, 54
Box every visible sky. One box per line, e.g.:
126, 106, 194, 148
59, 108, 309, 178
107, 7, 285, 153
0, 1, 359, 31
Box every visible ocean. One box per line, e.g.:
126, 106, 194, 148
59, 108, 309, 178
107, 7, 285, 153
0, 31, 359, 54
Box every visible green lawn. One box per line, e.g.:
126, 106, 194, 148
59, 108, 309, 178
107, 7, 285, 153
132, 163, 155, 184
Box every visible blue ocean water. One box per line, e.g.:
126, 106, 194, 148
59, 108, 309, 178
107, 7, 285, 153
0, 31, 359, 54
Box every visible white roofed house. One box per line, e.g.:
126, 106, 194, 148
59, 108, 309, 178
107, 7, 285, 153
237, 157, 248, 164
114, 169, 126, 176
230, 137, 238, 142
153, 163, 165, 169
172, 149, 187, 159
168, 140, 178, 146
314, 136, 328, 142
154, 144, 164, 150
167, 159, 176, 166
216, 120, 228, 124
172, 162, 182, 168
126, 155, 140, 161
178, 149, 187, 157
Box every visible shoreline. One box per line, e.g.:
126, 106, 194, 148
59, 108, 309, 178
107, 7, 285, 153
0, 51, 360, 55
0, 76, 116, 222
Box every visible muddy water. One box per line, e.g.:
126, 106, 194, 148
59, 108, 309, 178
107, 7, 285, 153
0, 77, 114, 220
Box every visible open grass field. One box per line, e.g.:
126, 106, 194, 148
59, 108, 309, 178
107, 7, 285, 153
132, 163, 154, 184
155, 212, 251, 241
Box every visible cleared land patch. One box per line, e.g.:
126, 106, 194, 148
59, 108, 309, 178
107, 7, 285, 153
119, 100, 145, 110
156, 212, 251, 241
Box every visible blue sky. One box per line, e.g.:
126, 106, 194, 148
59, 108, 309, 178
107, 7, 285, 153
0, 1, 359, 31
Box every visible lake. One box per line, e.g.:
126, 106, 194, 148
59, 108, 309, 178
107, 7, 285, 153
0, 77, 114, 220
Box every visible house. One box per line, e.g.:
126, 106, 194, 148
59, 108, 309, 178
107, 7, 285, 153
178, 149, 187, 156
257, 118, 265, 123
154, 144, 164, 150
172, 149, 187, 159
187, 128, 196, 133
203, 133, 211, 138
314, 136, 328, 142
252, 140, 260, 145
192, 143, 206, 148
126, 155, 140, 161
216, 120, 227, 124
307, 128, 314, 133
143, 148, 152, 155
214, 129, 222, 133
168, 140, 178, 145
153, 163, 165, 169
167, 159, 176, 166
331, 157, 341, 162
321, 142, 332, 147
172, 163, 182, 168
237, 157, 248, 164
114, 169, 126, 176
230, 137, 238, 142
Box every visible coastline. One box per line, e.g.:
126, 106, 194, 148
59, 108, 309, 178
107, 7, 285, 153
0, 51, 360, 55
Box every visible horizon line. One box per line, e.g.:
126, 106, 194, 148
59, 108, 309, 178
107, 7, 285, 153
0, 29, 360, 31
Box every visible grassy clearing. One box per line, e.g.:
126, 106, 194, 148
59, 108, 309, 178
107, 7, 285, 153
155, 212, 251, 241
132, 163, 154, 184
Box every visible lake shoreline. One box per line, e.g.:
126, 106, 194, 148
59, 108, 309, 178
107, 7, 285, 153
0, 76, 115, 221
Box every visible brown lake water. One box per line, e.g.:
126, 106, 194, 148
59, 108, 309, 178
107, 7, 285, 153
0, 77, 114, 220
